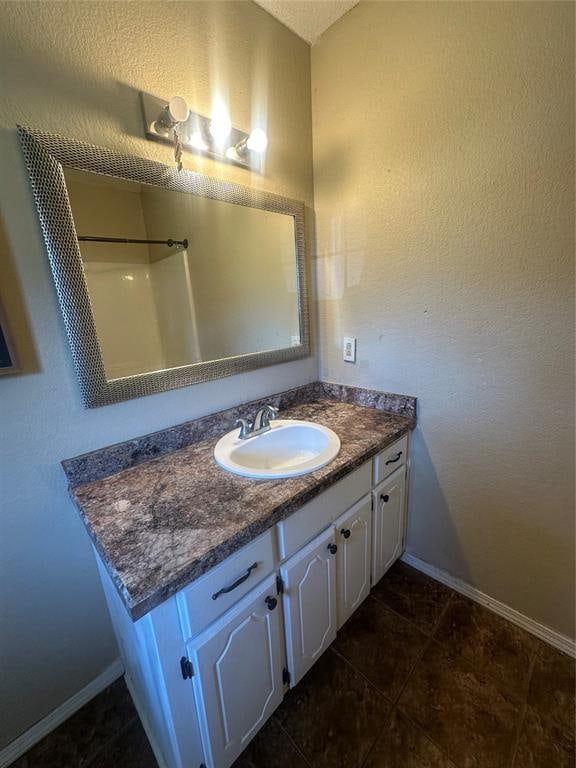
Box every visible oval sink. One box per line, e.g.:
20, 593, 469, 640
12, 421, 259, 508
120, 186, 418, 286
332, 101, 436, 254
214, 419, 341, 479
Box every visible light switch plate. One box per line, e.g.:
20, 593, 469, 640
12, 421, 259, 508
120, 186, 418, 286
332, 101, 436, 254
343, 337, 356, 363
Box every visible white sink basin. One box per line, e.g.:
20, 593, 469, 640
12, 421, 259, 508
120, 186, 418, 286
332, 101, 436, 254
214, 419, 341, 479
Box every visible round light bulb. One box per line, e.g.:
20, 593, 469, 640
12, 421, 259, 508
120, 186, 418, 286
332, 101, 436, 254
189, 130, 208, 151
246, 128, 268, 153
209, 103, 232, 145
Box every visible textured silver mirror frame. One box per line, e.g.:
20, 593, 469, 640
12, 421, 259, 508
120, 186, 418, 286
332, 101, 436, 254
18, 127, 310, 408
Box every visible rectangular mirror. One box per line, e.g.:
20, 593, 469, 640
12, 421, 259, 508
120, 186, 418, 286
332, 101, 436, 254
19, 128, 310, 407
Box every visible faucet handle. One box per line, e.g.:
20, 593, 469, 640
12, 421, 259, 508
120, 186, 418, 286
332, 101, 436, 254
235, 418, 252, 440
266, 405, 279, 420
260, 405, 279, 430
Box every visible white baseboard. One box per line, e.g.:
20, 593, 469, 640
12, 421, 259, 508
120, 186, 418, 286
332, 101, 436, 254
401, 552, 576, 658
0, 658, 124, 768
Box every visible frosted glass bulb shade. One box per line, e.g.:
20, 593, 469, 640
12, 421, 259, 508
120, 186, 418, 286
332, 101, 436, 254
247, 129, 268, 153
168, 96, 189, 124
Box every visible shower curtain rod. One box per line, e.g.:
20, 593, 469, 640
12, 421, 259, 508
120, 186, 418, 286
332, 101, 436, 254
78, 236, 188, 248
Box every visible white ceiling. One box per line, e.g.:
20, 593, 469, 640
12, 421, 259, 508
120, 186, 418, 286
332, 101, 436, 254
254, 0, 359, 45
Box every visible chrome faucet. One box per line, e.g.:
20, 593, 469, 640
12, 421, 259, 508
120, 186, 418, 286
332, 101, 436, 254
235, 404, 279, 440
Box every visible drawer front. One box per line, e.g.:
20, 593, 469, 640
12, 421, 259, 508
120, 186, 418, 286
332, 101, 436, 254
373, 434, 408, 485
277, 461, 372, 561
177, 529, 276, 640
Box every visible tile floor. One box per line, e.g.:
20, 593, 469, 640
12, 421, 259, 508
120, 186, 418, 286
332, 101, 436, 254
12, 562, 575, 768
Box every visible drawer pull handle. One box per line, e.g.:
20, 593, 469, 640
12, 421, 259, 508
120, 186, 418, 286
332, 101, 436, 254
327, 543, 338, 555
380, 494, 390, 503
265, 596, 277, 611
385, 451, 403, 466
212, 562, 258, 600
341, 528, 351, 539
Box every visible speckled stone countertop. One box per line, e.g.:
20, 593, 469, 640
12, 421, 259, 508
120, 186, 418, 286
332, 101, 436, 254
65, 383, 416, 620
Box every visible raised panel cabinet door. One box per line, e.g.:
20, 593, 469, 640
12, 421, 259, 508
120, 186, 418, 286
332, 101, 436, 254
335, 494, 372, 629
372, 465, 406, 585
188, 574, 284, 768
280, 526, 338, 686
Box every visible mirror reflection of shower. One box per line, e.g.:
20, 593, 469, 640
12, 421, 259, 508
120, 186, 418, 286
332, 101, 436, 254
63, 167, 300, 381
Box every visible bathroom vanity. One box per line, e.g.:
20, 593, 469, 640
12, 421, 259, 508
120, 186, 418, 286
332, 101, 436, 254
64, 383, 416, 768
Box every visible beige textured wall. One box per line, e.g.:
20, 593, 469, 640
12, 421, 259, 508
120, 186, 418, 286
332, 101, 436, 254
0, 1, 314, 748
312, 1, 575, 639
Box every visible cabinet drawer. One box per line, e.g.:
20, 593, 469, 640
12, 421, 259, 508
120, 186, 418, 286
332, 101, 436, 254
373, 434, 408, 484
277, 461, 372, 561
177, 529, 276, 640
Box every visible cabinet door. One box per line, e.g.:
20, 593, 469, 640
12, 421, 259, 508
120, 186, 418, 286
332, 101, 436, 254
335, 494, 372, 629
188, 574, 284, 768
280, 526, 338, 686
372, 465, 406, 585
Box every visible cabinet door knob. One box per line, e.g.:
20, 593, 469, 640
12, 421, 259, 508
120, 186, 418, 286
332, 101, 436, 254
341, 528, 351, 539
327, 543, 338, 555
265, 595, 277, 611
380, 494, 389, 503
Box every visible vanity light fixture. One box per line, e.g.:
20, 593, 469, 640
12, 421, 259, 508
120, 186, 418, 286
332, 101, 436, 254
140, 92, 267, 172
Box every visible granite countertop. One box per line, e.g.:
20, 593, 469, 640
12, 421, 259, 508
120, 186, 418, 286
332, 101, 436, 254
67, 385, 416, 620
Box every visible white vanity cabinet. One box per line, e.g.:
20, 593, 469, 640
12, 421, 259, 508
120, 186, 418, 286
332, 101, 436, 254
280, 526, 338, 686
335, 494, 372, 628
187, 574, 285, 768
372, 466, 407, 584
98, 432, 410, 768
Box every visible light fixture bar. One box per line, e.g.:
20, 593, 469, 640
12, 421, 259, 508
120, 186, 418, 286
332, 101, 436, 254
139, 92, 263, 173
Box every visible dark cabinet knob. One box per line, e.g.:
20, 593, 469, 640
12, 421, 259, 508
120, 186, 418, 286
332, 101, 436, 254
341, 528, 351, 539
265, 596, 277, 610
327, 543, 338, 555
380, 494, 389, 503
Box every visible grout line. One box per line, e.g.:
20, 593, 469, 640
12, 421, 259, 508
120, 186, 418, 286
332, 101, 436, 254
397, 708, 462, 768
84, 713, 142, 768
328, 645, 395, 703
507, 652, 536, 768
273, 717, 315, 768
392, 592, 455, 710
385, 594, 480, 768
369, 586, 456, 640
325, 645, 396, 768
365, 592, 435, 639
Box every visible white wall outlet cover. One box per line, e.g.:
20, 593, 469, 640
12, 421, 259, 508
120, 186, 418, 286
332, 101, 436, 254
343, 337, 356, 362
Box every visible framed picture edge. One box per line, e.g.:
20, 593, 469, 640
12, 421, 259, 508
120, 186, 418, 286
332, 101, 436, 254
0, 297, 20, 376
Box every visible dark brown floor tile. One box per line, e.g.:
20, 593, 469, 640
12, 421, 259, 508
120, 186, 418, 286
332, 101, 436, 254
232, 716, 309, 768
513, 706, 575, 768
399, 641, 521, 768
371, 562, 454, 634
15, 678, 137, 768
363, 709, 457, 768
275, 647, 390, 768
333, 596, 428, 701
89, 718, 158, 768
434, 595, 538, 699
528, 644, 575, 737
7, 756, 27, 768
